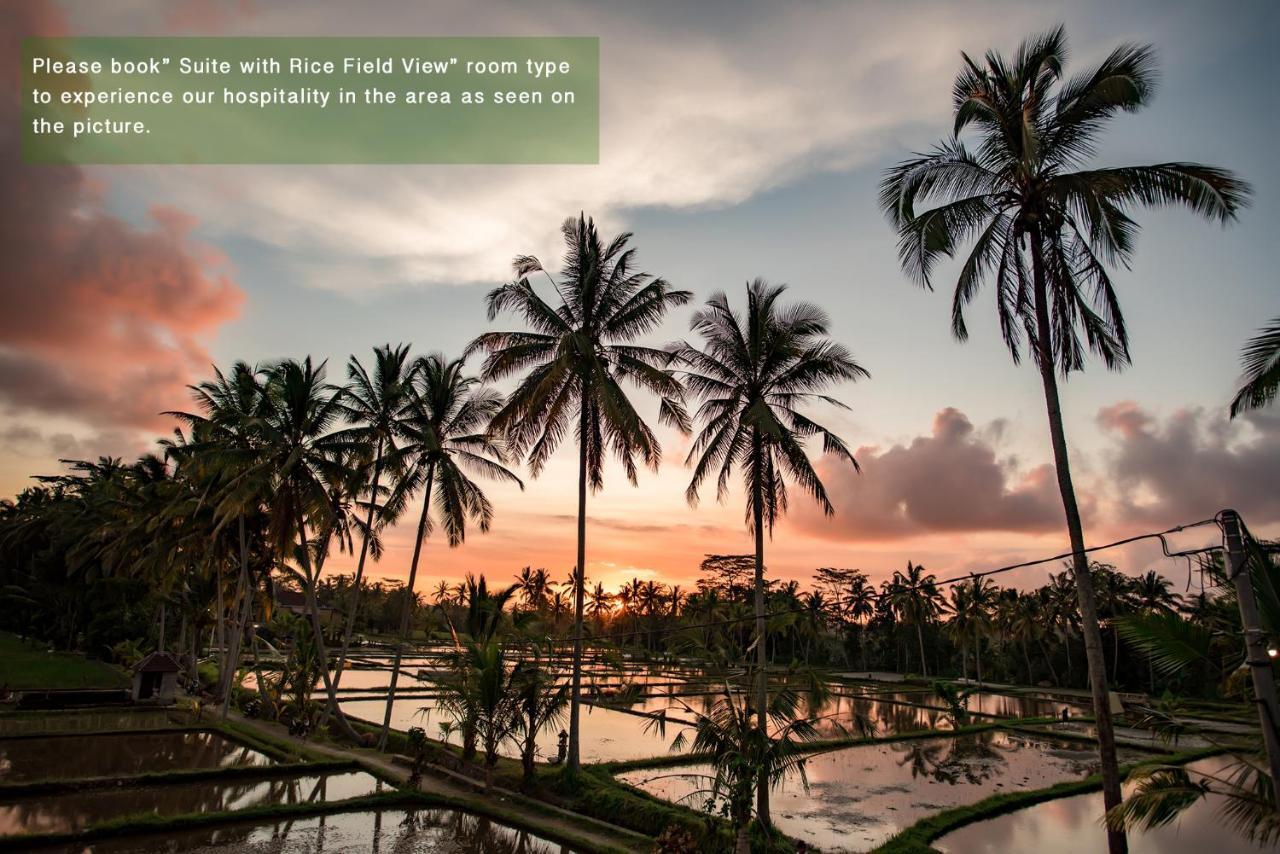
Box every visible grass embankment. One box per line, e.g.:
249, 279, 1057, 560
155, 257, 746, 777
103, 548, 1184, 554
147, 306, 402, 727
872, 745, 1224, 854
0, 632, 127, 690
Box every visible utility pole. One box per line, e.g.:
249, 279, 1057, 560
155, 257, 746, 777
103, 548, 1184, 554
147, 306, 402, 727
1221, 508, 1280, 810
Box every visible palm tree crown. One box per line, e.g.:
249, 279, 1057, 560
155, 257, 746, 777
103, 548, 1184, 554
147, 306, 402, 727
468, 213, 691, 485
1230, 317, 1280, 417
674, 279, 868, 529
879, 25, 1249, 376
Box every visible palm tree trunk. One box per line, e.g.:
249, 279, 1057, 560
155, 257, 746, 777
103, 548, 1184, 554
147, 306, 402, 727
974, 628, 983, 685
1021, 640, 1034, 684
1030, 229, 1126, 854
293, 504, 361, 743
917, 624, 928, 678
219, 516, 253, 718
332, 442, 385, 696
215, 563, 226, 687
379, 461, 435, 751
567, 402, 589, 773
751, 430, 771, 830
1038, 636, 1060, 686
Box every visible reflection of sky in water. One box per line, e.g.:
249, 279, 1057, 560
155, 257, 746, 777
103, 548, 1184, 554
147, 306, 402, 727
0, 772, 383, 836
0, 731, 273, 782
30, 807, 568, 854
341, 695, 685, 764
934, 756, 1270, 854
620, 731, 1153, 853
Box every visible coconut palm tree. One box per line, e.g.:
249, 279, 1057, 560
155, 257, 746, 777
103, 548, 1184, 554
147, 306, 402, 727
164, 362, 269, 718
515, 566, 552, 615
468, 214, 690, 770
249, 357, 362, 741
674, 279, 867, 827
329, 344, 416, 696
879, 27, 1249, 846
887, 562, 945, 677
1230, 317, 1280, 417
663, 685, 820, 853
847, 572, 876, 670
376, 354, 522, 750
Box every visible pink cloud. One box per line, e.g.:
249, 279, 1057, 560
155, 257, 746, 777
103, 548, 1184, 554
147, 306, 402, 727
1, 2, 243, 431
795, 407, 1076, 542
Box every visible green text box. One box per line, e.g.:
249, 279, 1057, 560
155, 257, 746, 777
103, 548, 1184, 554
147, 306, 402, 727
22, 37, 599, 164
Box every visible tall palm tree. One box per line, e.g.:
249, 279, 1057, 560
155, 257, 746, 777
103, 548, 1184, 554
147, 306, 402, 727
515, 566, 552, 614
674, 279, 867, 827
888, 562, 945, 677
329, 344, 416, 696
250, 357, 361, 741
164, 362, 268, 718
376, 354, 522, 750
879, 27, 1249, 846
847, 572, 876, 670
467, 213, 690, 771
1230, 317, 1280, 417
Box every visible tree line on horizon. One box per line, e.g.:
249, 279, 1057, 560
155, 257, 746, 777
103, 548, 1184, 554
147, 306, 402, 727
3, 23, 1279, 852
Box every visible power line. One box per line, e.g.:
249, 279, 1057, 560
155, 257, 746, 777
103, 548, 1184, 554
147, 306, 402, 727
564, 515, 1225, 646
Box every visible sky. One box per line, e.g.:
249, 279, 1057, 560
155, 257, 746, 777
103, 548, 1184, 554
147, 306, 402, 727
2, 0, 1278, 595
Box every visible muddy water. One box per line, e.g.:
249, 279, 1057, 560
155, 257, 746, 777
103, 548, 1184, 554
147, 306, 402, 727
27, 806, 574, 853
0, 771, 382, 836
619, 730, 1155, 852
933, 755, 1269, 854
341, 696, 684, 764
0, 731, 273, 783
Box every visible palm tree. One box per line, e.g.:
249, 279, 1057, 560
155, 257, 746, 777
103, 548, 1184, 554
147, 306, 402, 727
587, 582, 614, 629
888, 562, 945, 677
468, 214, 690, 771
879, 27, 1249, 846
376, 354, 522, 750
515, 566, 552, 614
674, 279, 867, 827
664, 686, 819, 853
164, 362, 268, 718
250, 357, 361, 741
508, 649, 571, 786
329, 344, 416, 696
847, 572, 876, 670
1230, 317, 1280, 417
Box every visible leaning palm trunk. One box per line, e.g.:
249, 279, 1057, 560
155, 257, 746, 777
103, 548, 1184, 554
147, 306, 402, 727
293, 506, 361, 743
331, 442, 385, 694
1031, 232, 1126, 852
567, 402, 589, 772
751, 431, 771, 830
916, 624, 928, 677
218, 516, 252, 718
319, 447, 385, 733
379, 462, 434, 750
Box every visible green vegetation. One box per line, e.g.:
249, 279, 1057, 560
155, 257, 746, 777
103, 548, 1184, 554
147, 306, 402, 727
0, 631, 126, 690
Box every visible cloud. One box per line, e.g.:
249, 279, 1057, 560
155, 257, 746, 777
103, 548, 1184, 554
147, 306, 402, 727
1098, 402, 1280, 528
795, 408, 1072, 541
1, 2, 243, 431
52, 0, 1052, 293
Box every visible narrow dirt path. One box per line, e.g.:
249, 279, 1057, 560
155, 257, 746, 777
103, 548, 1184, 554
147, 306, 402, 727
227, 712, 651, 853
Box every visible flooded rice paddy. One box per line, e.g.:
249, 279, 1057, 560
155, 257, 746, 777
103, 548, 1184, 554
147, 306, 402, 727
26, 806, 574, 853
0, 730, 274, 782
933, 755, 1270, 854
618, 729, 1155, 852
0, 770, 383, 836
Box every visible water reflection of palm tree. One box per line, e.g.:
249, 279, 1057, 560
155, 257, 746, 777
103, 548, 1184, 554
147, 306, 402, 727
893, 733, 1009, 786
